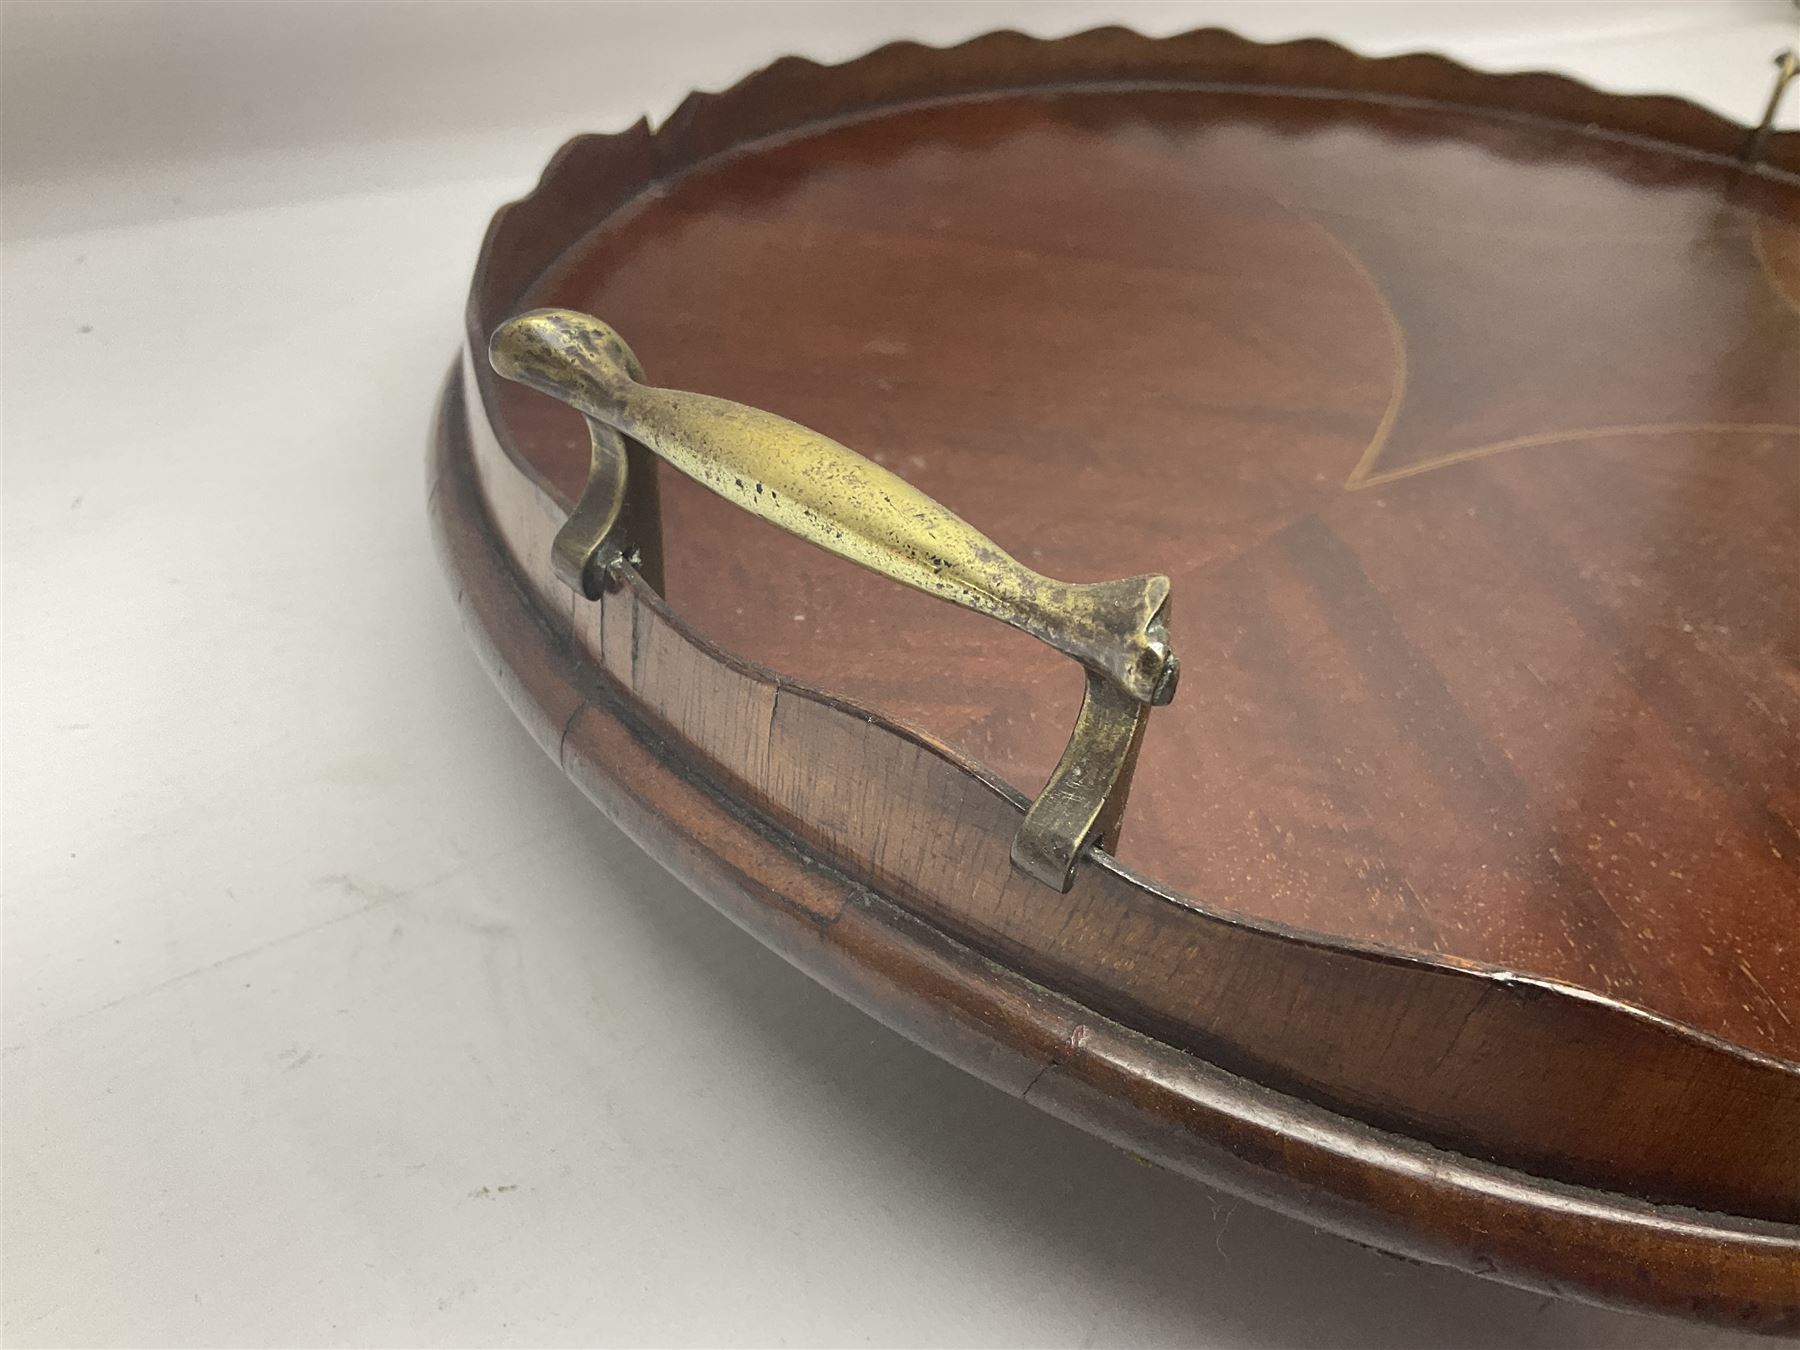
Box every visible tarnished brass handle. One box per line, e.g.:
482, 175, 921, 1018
490, 309, 1180, 891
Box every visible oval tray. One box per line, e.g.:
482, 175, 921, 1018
430, 27, 1800, 1329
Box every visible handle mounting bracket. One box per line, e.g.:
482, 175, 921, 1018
492, 309, 1179, 892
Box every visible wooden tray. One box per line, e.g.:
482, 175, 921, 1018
430, 27, 1800, 1329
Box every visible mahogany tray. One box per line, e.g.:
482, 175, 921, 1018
429, 28, 1800, 1329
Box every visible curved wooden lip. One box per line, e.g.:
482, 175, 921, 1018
598, 546, 1800, 1085
430, 368, 1800, 1332
470, 22, 1797, 424
445, 21, 1800, 1308
467, 21, 1800, 1073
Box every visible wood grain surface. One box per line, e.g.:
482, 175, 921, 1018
444, 26, 1800, 1327
508, 81, 1800, 1065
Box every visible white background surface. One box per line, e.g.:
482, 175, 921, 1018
5, 3, 1797, 1346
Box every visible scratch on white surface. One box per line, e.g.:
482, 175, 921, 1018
2, 881, 408, 1055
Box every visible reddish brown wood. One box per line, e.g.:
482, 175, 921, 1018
507, 72, 1800, 1064
439, 26, 1800, 1329
434, 369, 1800, 1331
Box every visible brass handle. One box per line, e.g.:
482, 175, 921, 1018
490, 309, 1180, 891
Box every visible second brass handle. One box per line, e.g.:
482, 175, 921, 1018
489, 309, 1180, 890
